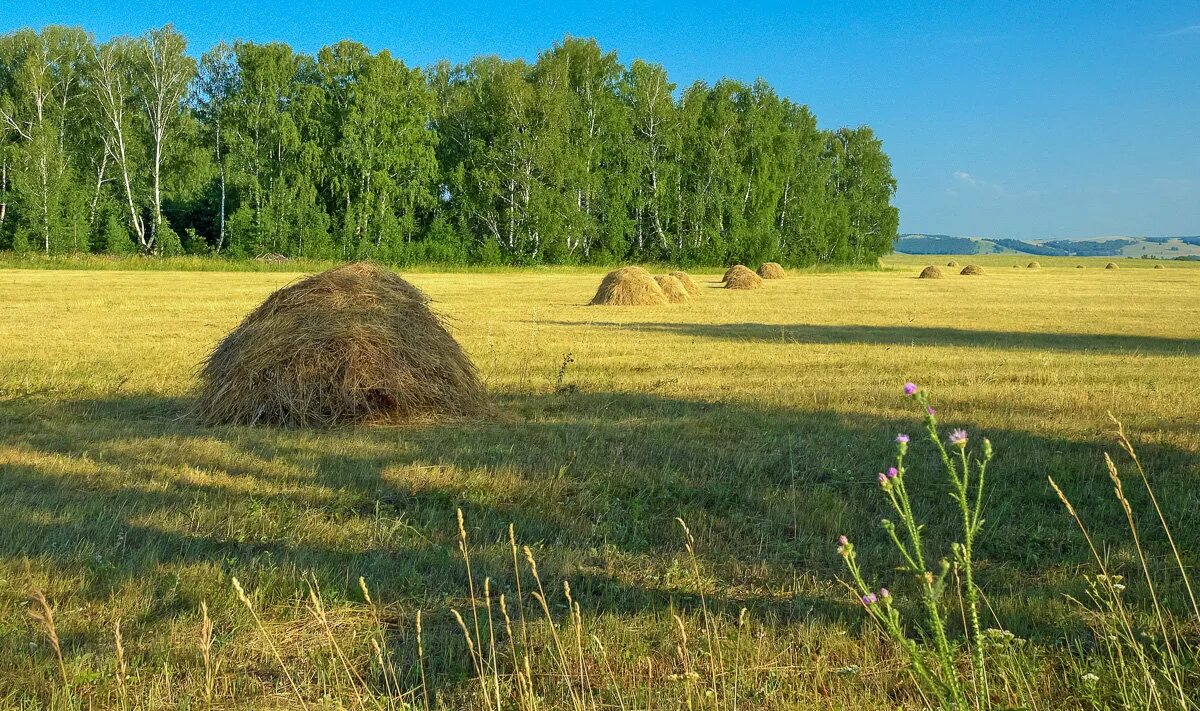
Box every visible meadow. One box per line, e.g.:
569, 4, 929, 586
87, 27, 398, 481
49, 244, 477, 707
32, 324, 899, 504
1, 255, 1199, 709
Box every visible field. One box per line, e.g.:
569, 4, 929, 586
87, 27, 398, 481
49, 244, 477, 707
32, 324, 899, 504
2, 255, 1199, 709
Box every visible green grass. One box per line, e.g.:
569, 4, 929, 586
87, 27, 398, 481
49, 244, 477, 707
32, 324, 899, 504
2, 259, 1199, 708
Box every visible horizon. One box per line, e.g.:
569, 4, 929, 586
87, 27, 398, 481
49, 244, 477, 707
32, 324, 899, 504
3, 1, 1198, 240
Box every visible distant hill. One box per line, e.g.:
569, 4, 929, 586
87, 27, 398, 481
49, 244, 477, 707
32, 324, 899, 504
896, 234, 1200, 258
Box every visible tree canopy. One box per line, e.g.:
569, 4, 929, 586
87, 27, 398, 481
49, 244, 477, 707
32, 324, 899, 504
0, 27, 899, 266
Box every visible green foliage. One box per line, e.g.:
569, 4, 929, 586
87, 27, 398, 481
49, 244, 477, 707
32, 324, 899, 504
0, 27, 899, 266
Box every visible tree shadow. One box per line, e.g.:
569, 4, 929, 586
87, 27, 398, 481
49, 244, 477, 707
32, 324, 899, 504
534, 321, 1200, 356
2, 388, 1198, 659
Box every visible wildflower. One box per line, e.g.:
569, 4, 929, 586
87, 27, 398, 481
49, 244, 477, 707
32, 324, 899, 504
877, 472, 889, 487
895, 433, 909, 444
949, 429, 968, 447
903, 382, 918, 396
926, 406, 936, 417
837, 535, 851, 557
861, 593, 878, 605
879, 588, 890, 599
886, 467, 898, 479
838, 535, 849, 546
1081, 673, 1099, 685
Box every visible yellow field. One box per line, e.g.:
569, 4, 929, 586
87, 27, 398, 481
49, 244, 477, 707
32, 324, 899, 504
2, 257, 1199, 708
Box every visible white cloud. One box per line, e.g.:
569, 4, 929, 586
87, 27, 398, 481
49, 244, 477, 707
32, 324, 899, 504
952, 171, 976, 186
1162, 24, 1200, 37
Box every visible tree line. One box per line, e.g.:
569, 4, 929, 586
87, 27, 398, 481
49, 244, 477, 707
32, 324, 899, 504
0, 26, 899, 266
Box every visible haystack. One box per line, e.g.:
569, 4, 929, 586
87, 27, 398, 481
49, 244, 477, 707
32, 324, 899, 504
1105, 262, 1119, 270
960, 264, 986, 275
1154, 264, 1165, 270
918, 265, 944, 279
654, 275, 691, 303
947, 260, 960, 267
1027, 261, 1041, 269
668, 271, 702, 297
724, 265, 764, 289
1077, 265, 1085, 269
590, 266, 668, 306
194, 262, 486, 427
757, 262, 786, 279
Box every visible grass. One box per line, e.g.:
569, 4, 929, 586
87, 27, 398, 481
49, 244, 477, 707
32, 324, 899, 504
1, 256, 1199, 708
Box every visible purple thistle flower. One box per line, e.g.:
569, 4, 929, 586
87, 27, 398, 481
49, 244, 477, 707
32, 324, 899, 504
880, 588, 891, 599
877, 472, 888, 486
896, 433, 909, 444
903, 382, 918, 396
949, 429, 968, 447
838, 535, 849, 546
862, 593, 878, 605
887, 467, 899, 479
926, 406, 936, 417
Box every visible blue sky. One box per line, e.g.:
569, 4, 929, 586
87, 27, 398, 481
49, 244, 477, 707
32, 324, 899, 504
5, 1, 1199, 239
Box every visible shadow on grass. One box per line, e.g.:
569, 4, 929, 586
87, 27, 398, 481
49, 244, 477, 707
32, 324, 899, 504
2, 389, 1198, 677
535, 321, 1200, 356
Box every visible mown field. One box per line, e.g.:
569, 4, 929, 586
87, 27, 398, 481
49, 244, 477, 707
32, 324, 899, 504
1, 255, 1199, 709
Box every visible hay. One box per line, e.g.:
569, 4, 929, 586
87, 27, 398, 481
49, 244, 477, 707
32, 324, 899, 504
947, 260, 960, 267
724, 265, 764, 290
653, 274, 691, 303
668, 271, 702, 296
960, 264, 986, 276
1105, 262, 1119, 270
918, 265, 944, 279
1077, 265, 1085, 269
1154, 264, 1165, 270
757, 262, 786, 279
1027, 261, 1041, 269
194, 262, 486, 428
590, 266, 668, 306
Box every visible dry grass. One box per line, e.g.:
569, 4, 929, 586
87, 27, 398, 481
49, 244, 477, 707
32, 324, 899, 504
947, 260, 960, 267
653, 274, 691, 303
757, 262, 786, 279
589, 266, 668, 306
1106, 262, 1120, 270
668, 270, 702, 296
960, 264, 986, 275
2, 256, 1199, 708
723, 265, 764, 289
918, 265, 944, 279
1027, 261, 1041, 269
194, 262, 486, 427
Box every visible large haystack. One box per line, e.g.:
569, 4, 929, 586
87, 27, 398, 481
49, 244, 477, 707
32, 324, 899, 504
668, 271, 702, 296
947, 260, 960, 267
724, 265, 764, 290
757, 262, 786, 279
1105, 262, 1120, 270
1027, 261, 1041, 269
195, 262, 486, 427
590, 266, 668, 306
960, 264, 986, 276
654, 275, 691, 303
918, 265, 944, 279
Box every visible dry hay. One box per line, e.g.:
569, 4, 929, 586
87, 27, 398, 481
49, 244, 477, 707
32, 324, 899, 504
1105, 262, 1119, 270
918, 265, 944, 279
947, 260, 960, 267
960, 264, 986, 276
668, 271, 702, 296
194, 262, 486, 428
1027, 261, 1041, 269
590, 266, 668, 306
1154, 264, 1165, 269
654, 274, 691, 303
757, 262, 786, 279
1077, 265, 1085, 269
724, 265, 764, 290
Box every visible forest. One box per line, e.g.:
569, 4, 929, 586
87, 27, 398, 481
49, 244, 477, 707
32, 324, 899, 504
0, 26, 899, 266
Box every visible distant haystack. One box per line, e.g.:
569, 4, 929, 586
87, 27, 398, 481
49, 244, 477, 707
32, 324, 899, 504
668, 271, 702, 296
1154, 264, 1165, 270
1105, 262, 1119, 270
590, 266, 668, 306
654, 274, 691, 303
947, 260, 960, 267
918, 265, 944, 279
960, 264, 986, 276
1076, 265, 1085, 269
194, 262, 486, 428
724, 265, 764, 290
1027, 261, 1041, 269
757, 262, 786, 279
